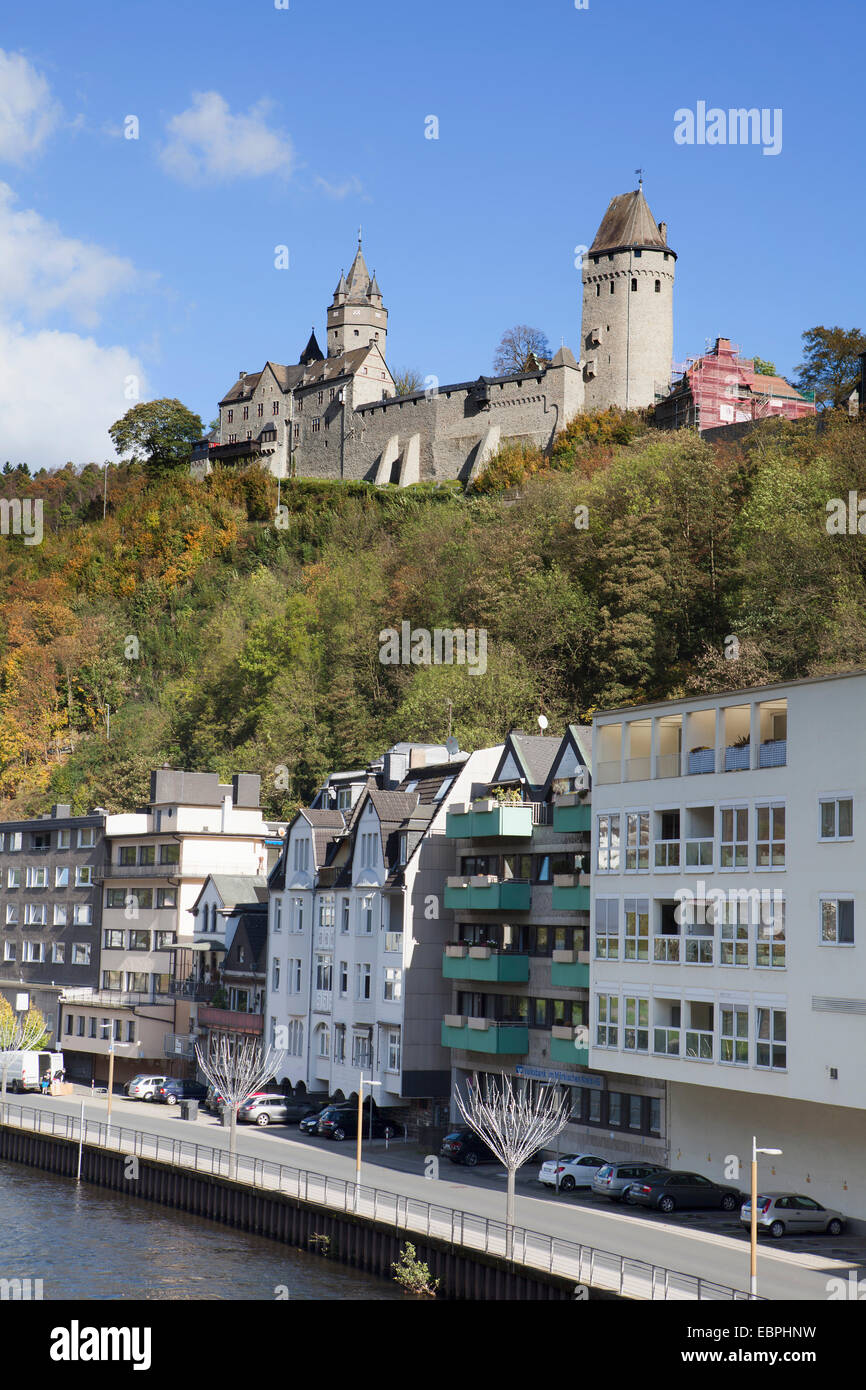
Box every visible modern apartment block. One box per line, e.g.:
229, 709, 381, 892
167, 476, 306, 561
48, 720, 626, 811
440, 727, 664, 1157
0, 805, 106, 1045
60, 769, 278, 1085
591, 671, 866, 1218
265, 743, 499, 1132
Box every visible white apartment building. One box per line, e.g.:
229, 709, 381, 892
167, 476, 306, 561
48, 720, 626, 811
590, 671, 866, 1219
61, 770, 276, 1085
266, 745, 500, 1128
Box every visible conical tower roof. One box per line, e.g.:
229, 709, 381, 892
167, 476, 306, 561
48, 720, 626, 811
589, 188, 675, 257
332, 269, 348, 299
299, 328, 324, 365
345, 236, 372, 301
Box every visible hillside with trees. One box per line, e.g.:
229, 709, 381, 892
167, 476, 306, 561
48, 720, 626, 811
2, 407, 866, 821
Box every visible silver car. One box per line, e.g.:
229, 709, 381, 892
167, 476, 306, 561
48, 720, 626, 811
125, 1074, 169, 1101
237, 1095, 293, 1126
592, 1161, 665, 1202
740, 1193, 846, 1239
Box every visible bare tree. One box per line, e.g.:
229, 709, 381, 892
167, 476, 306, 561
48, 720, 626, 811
0, 1004, 51, 1097
391, 367, 424, 396
493, 326, 552, 376
455, 1072, 570, 1258
196, 1037, 286, 1176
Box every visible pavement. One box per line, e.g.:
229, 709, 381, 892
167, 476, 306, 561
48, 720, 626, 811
6, 1084, 866, 1302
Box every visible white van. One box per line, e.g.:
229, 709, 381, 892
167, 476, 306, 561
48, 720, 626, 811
0, 1051, 64, 1093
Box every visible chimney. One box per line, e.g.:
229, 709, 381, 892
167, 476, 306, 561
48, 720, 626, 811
239, 369, 245, 379
658, 221, 667, 244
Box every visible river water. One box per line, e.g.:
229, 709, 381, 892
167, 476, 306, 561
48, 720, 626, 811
0, 1159, 402, 1300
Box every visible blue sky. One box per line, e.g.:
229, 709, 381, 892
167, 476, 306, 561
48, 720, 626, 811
1, 0, 863, 466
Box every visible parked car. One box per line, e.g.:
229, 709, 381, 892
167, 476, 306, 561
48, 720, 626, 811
440, 1129, 498, 1167
299, 1106, 332, 1135
628, 1170, 743, 1213
538, 1153, 609, 1192
740, 1193, 846, 1239
154, 1078, 208, 1106
237, 1094, 295, 1126
591, 1162, 666, 1202
317, 1106, 402, 1141
125, 1074, 169, 1102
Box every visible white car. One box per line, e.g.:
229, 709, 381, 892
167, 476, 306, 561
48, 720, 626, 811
125, 1074, 168, 1101
538, 1153, 609, 1192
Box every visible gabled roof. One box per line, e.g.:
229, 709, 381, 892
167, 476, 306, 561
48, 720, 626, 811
491, 733, 560, 793
222, 908, 268, 977
589, 188, 675, 258
192, 873, 268, 914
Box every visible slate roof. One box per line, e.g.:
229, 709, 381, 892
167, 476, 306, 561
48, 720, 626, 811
193, 874, 268, 913
506, 733, 561, 788
300, 329, 325, 365
589, 188, 675, 257
223, 908, 268, 977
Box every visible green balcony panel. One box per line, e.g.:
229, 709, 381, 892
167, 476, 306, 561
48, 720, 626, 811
445, 805, 534, 840
443, 881, 532, 912
550, 1034, 589, 1067
551, 883, 590, 911
442, 951, 530, 983
550, 959, 590, 989
553, 802, 592, 834
441, 1021, 529, 1055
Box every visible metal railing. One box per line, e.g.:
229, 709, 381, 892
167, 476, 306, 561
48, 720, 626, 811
0, 1101, 759, 1301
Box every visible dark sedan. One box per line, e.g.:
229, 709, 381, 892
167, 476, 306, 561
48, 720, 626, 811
317, 1106, 401, 1141
628, 1170, 743, 1213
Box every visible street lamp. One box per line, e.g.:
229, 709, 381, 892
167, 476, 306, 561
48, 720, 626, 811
750, 1135, 783, 1298
355, 1070, 381, 1196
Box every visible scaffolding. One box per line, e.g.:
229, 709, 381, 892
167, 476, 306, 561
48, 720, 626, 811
656, 339, 816, 432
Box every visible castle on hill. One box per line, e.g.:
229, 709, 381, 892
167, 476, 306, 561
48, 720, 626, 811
192, 187, 677, 486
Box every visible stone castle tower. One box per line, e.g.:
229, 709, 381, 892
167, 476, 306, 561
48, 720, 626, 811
581, 186, 675, 411
326, 234, 388, 359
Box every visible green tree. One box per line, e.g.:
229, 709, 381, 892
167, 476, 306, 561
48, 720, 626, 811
796, 326, 866, 408
109, 398, 204, 477
752, 356, 776, 376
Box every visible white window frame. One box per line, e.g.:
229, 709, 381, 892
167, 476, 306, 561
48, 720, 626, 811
755, 1006, 786, 1071
755, 801, 785, 871
818, 796, 853, 842
624, 812, 649, 872
819, 895, 854, 947
596, 813, 621, 873
596, 993, 619, 1048
719, 1005, 748, 1065
719, 804, 749, 871
594, 897, 619, 960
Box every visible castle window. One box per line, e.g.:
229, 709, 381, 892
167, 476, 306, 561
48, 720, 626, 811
243, 406, 249, 420
354, 329, 359, 336
317, 391, 324, 404
312, 418, 321, 433
247, 430, 252, 439
655, 280, 661, 292
257, 402, 264, 416
596, 284, 600, 297
293, 423, 300, 442
329, 388, 335, 401
634, 249, 642, 257
631, 278, 637, 291
664, 252, 670, 261
273, 400, 279, 414
227, 409, 233, 423
610, 282, 615, 294
608, 254, 613, 262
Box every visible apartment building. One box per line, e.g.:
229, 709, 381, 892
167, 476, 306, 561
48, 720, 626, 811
591, 671, 866, 1218
440, 727, 663, 1157
0, 805, 107, 1046
60, 769, 276, 1085
266, 743, 499, 1132
196, 900, 268, 1055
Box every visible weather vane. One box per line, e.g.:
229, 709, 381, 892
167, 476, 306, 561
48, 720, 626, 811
635, 167, 644, 188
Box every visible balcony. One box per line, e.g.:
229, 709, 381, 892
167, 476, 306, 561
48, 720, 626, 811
443, 877, 531, 912
653, 1027, 680, 1056
684, 837, 713, 869
724, 743, 751, 772
687, 748, 715, 775
445, 801, 533, 840
549, 1026, 589, 1067
170, 981, 219, 1003
655, 753, 681, 779
550, 949, 590, 989
197, 1006, 263, 1035
595, 760, 620, 785
625, 756, 651, 783
758, 739, 786, 768
442, 946, 530, 983
684, 1029, 713, 1061
551, 874, 590, 911
441, 1016, 529, 1055
552, 796, 592, 835
101, 862, 181, 879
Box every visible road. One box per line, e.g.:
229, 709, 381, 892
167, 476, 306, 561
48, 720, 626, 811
6, 1087, 864, 1302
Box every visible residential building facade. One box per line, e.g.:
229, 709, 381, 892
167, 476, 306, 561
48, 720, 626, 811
590, 671, 866, 1218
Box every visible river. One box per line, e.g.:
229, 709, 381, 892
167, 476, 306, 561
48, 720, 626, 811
0, 1159, 402, 1300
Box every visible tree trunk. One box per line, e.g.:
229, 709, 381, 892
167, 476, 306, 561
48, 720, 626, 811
229, 1103, 238, 1177
506, 1166, 516, 1261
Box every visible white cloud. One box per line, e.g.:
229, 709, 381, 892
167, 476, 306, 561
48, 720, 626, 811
160, 92, 295, 184
0, 49, 61, 164
314, 174, 369, 201
0, 182, 142, 328
0, 319, 147, 470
